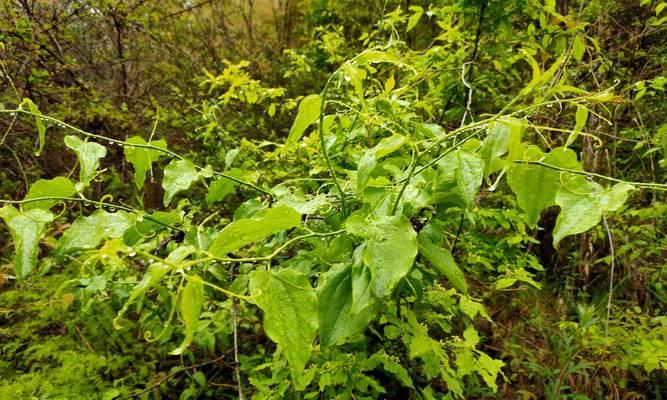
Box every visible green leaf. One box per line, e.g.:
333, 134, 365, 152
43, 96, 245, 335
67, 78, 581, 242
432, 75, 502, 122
0, 206, 54, 280
64, 135, 107, 183
56, 210, 134, 254
477, 353, 504, 392
249, 268, 318, 383
407, 7, 423, 32
206, 178, 236, 205
432, 150, 484, 209
572, 35, 586, 62
283, 94, 322, 151
114, 246, 195, 328
23, 177, 76, 210
317, 265, 379, 347
345, 214, 418, 297
124, 136, 168, 189
553, 180, 633, 247
417, 232, 468, 293
357, 134, 406, 192
480, 118, 524, 177
350, 244, 376, 314
123, 211, 181, 246
566, 105, 589, 147
23, 98, 46, 156
508, 146, 581, 227
209, 205, 301, 257
171, 275, 205, 355
162, 159, 200, 206
205, 169, 246, 205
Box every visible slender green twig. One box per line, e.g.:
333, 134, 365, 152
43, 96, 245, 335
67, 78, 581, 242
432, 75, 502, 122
391, 143, 419, 215
0, 196, 184, 231
319, 73, 348, 216
0, 108, 272, 196
515, 161, 667, 190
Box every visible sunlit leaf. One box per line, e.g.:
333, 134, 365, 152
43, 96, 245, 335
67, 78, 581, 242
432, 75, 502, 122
283, 94, 322, 151
249, 268, 318, 383
209, 205, 301, 257
124, 136, 168, 189
0, 205, 54, 280
170, 275, 205, 355
162, 159, 200, 206
345, 213, 418, 297
23, 177, 76, 210
64, 135, 107, 183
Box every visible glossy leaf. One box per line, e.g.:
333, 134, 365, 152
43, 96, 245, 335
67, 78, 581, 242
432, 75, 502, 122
64, 135, 107, 183
249, 268, 318, 383
345, 214, 418, 297
0, 206, 54, 280
124, 136, 168, 189
209, 205, 301, 257
23, 177, 76, 210
162, 159, 200, 206
171, 275, 205, 355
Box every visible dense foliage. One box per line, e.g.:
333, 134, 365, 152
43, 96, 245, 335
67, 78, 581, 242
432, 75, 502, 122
1, 0, 666, 398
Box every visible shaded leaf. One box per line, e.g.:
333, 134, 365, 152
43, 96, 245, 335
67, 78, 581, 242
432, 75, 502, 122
357, 134, 406, 192
318, 265, 379, 347
418, 231, 468, 293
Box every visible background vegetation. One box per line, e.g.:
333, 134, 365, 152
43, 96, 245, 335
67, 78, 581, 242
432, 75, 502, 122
1, 0, 666, 398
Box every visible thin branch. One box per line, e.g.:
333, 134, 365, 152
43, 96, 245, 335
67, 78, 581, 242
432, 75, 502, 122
602, 215, 615, 337
119, 352, 231, 400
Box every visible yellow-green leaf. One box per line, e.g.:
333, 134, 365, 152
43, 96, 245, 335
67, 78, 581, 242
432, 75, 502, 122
23, 177, 76, 210
0, 206, 54, 280
209, 205, 301, 257
249, 268, 318, 383
283, 94, 322, 151
171, 275, 205, 355
124, 136, 168, 189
